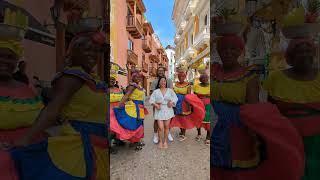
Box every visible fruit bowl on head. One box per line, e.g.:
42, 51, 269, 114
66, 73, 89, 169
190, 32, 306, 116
67, 17, 103, 34
0, 24, 26, 41
282, 23, 320, 39
213, 22, 245, 36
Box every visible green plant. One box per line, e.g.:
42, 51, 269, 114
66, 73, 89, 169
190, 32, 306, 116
308, 0, 320, 14
217, 8, 237, 19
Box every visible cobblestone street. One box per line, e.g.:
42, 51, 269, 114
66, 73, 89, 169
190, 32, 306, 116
110, 102, 210, 180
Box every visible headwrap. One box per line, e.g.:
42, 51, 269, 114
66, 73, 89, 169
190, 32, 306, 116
131, 67, 143, 79
176, 64, 187, 76
0, 39, 23, 57
286, 37, 316, 59
216, 34, 245, 54
66, 31, 106, 56
197, 63, 208, 75
110, 64, 119, 80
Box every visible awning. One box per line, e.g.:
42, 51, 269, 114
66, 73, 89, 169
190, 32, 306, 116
0, 1, 56, 47
188, 47, 210, 68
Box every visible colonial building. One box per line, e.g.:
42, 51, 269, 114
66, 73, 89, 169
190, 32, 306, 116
110, 0, 168, 95
172, 0, 210, 82
165, 45, 176, 81
2, 0, 109, 83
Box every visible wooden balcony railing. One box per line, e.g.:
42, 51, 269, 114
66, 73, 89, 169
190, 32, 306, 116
142, 38, 152, 53
127, 15, 143, 39
127, 49, 138, 65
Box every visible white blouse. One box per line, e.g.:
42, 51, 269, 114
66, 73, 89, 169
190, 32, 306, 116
149, 88, 178, 120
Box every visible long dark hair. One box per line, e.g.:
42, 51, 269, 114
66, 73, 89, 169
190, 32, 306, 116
156, 77, 167, 89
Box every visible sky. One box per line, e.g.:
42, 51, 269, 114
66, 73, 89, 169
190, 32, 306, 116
144, 0, 176, 48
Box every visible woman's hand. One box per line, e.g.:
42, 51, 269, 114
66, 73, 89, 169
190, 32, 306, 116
0, 142, 13, 150
154, 103, 161, 110
167, 100, 174, 108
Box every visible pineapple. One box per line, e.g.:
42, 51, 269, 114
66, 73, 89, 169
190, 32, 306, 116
283, 6, 305, 27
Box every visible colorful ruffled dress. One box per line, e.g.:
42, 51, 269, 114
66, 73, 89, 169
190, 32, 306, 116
263, 70, 320, 180
0, 84, 45, 180
211, 64, 304, 180
193, 83, 210, 131
112, 82, 145, 142
170, 82, 205, 129
10, 67, 109, 180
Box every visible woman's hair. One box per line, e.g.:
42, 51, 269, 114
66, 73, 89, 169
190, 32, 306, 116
156, 76, 167, 89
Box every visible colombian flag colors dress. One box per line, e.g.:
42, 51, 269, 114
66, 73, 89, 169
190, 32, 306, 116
10, 67, 109, 180
112, 82, 145, 142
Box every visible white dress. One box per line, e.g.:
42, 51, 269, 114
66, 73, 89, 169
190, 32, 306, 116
149, 88, 178, 120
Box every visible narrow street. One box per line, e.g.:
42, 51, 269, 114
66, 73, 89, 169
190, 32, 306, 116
110, 99, 210, 180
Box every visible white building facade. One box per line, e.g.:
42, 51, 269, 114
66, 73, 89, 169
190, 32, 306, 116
172, 0, 210, 82
165, 45, 176, 81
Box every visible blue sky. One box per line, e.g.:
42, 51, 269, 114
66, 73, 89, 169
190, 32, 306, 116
144, 0, 176, 48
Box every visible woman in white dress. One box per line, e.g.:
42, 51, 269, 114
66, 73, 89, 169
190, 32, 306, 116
149, 77, 178, 149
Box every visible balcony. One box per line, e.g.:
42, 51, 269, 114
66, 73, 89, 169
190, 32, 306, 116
127, 15, 144, 39
149, 67, 157, 76
142, 38, 152, 53
127, 49, 138, 65
149, 54, 160, 63
182, 47, 196, 60
142, 61, 148, 72
193, 26, 210, 50
127, 0, 146, 14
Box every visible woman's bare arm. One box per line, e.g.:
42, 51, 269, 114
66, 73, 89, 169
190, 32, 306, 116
118, 85, 135, 106
14, 75, 84, 146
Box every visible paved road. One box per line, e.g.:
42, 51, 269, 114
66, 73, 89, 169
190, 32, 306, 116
110, 102, 210, 180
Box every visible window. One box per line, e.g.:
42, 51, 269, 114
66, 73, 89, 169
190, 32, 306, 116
128, 39, 134, 50
191, 34, 194, 45
204, 14, 208, 26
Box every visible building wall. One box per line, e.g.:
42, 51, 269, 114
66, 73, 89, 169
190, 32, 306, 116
173, 0, 210, 82
165, 48, 176, 81
111, 0, 167, 94
11, 0, 56, 82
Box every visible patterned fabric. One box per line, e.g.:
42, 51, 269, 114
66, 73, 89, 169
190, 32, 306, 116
11, 67, 108, 179
263, 70, 320, 180
149, 88, 178, 121
112, 83, 145, 141
212, 63, 257, 104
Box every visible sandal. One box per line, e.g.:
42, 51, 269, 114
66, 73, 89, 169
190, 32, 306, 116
205, 139, 210, 146
195, 135, 202, 142
178, 135, 187, 142
135, 145, 143, 151
110, 147, 118, 154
